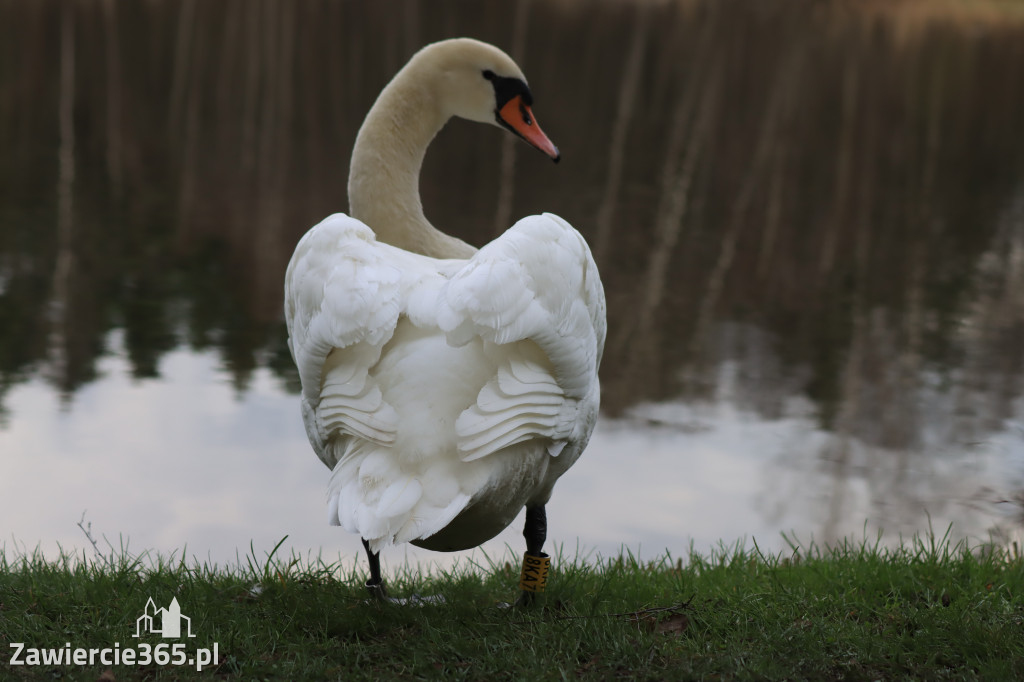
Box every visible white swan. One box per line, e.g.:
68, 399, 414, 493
284, 38, 606, 600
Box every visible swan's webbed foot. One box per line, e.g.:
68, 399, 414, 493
360, 538, 448, 604
514, 589, 537, 607
365, 579, 389, 600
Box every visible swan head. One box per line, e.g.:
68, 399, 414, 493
413, 38, 561, 162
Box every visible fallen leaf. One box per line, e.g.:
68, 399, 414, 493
96, 669, 116, 682
656, 613, 689, 635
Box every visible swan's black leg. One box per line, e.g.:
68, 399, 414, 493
517, 505, 550, 606
524, 504, 547, 556
362, 538, 388, 600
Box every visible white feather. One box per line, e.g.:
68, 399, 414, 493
285, 213, 605, 551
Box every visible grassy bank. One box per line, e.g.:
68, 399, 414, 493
2, 533, 1023, 681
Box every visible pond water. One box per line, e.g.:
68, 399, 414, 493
2, 0, 1024, 573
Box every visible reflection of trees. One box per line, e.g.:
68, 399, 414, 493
601, 6, 1024, 427
1, 0, 1023, 460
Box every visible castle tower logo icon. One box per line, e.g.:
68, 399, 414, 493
133, 597, 196, 638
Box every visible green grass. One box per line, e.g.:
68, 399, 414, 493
2, 531, 1023, 681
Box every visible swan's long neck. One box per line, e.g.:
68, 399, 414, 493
348, 67, 476, 259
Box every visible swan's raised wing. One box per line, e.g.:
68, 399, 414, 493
284, 213, 408, 467
437, 213, 606, 461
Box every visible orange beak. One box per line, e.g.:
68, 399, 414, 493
498, 95, 560, 162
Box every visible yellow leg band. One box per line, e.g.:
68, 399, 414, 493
518, 552, 550, 593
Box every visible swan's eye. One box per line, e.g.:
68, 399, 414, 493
482, 70, 495, 80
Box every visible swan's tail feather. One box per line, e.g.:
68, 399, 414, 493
326, 441, 473, 553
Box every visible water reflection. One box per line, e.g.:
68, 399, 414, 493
3, 336, 1020, 569
2, 0, 1024, 563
